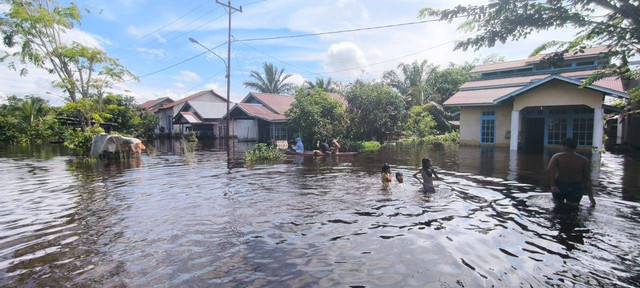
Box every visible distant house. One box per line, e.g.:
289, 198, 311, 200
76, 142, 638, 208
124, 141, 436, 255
154, 90, 229, 135
140, 97, 174, 112
173, 101, 234, 138
223, 92, 345, 142
444, 46, 629, 152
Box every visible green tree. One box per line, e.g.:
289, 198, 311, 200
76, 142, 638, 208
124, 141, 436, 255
0, 0, 135, 131
405, 105, 437, 138
304, 77, 336, 92
382, 60, 438, 107
243, 62, 294, 94
345, 82, 406, 141
0, 95, 62, 143
482, 53, 507, 65
285, 88, 346, 147
419, 0, 640, 84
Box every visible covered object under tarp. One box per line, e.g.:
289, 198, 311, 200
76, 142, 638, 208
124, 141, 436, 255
90, 133, 146, 158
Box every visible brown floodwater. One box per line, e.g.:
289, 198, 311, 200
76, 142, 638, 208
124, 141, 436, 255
0, 140, 639, 287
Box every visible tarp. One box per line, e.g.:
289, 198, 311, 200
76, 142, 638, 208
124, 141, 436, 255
90, 133, 146, 157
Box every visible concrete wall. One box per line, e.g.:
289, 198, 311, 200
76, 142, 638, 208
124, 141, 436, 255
460, 102, 513, 147
513, 80, 603, 110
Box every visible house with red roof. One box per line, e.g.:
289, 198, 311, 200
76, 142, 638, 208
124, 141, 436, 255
154, 90, 229, 135
444, 46, 629, 152
140, 97, 174, 112
224, 92, 345, 142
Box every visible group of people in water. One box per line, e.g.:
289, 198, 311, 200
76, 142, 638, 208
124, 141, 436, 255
381, 157, 440, 192
291, 138, 341, 156
379, 137, 596, 207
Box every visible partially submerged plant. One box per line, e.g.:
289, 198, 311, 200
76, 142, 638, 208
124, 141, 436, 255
245, 143, 285, 163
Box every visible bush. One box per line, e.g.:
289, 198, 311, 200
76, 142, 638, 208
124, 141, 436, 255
359, 141, 382, 153
245, 143, 285, 163
64, 125, 104, 156
400, 132, 460, 145
285, 88, 347, 148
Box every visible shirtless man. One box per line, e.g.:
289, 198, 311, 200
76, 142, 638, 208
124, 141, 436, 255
547, 138, 596, 206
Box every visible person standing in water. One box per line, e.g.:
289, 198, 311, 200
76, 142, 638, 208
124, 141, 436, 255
413, 157, 440, 193
293, 138, 304, 153
547, 138, 596, 206
381, 163, 393, 188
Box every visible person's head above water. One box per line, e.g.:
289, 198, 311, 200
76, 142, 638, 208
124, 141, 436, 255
395, 172, 403, 183
561, 138, 577, 151
422, 157, 432, 169
381, 163, 391, 174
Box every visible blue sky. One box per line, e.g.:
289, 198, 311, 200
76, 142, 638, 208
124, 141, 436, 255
0, 0, 581, 106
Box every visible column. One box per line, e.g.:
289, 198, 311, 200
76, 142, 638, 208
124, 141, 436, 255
592, 108, 604, 150
510, 110, 520, 151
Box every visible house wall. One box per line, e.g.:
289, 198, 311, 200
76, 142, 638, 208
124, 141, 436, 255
460, 102, 513, 147
513, 80, 603, 110
155, 92, 227, 135
231, 119, 258, 141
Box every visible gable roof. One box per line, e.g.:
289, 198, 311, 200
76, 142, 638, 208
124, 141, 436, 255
471, 46, 610, 73
234, 103, 288, 121
176, 111, 202, 124
230, 91, 347, 121
243, 92, 296, 115
141, 97, 173, 109
185, 101, 232, 119
157, 90, 226, 110
444, 73, 628, 106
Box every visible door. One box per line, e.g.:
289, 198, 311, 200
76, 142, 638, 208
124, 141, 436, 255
524, 118, 545, 153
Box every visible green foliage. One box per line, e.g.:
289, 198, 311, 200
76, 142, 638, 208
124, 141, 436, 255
339, 140, 363, 152
401, 132, 460, 145
0, 96, 63, 143
405, 105, 436, 138
133, 109, 158, 139
285, 87, 347, 147
359, 141, 381, 153
419, 0, 639, 86
245, 143, 285, 163
304, 77, 336, 92
345, 82, 406, 141
64, 125, 104, 156
243, 62, 294, 94
628, 87, 640, 113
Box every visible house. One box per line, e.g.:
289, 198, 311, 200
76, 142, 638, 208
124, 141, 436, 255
223, 92, 346, 142
444, 46, 629, 152
154, 90, 229, 135
172, 101, 234, 137
140, 97, 174, 112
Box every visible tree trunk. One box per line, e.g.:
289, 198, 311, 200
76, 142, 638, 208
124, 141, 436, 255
78, 111, 87, 133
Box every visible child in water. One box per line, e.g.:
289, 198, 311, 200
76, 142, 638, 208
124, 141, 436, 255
381, 163, 392, 188
395, 172, 404, 183
413, 157, 440, 193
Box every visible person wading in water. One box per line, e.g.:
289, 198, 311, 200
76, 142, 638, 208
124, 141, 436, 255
547, 138, 596, 207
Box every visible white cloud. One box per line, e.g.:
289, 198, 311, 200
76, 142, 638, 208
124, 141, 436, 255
136, 47, 166, 58
172, 82, 186, 89
62, 29, 108, 49
127, 25, 143, 37
286, 73, 306, 87
154, 33, 167, 44
204, 82, 224, 92
172, 70, 201, 82
324, 42, 367, 77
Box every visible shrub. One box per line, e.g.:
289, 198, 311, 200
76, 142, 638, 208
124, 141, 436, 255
245, 143, 285, 163
359, 141, 382, 153
340, 139, 363, 152
64, 125, 105, 156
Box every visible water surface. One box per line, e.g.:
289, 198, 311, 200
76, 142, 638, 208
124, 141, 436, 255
1, 141, 639, 287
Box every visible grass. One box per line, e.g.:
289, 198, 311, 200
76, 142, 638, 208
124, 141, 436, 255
245, 143, 285, 163
399, 132, 460, 145
340, 140, 382, 153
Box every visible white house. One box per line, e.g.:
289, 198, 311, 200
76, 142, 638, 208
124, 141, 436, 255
154, 90, 228, 136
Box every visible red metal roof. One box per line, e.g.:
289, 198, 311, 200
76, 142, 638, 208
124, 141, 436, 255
236, 103, 287, 121
248, 93, 296, 115
157, 90, 226, 110
471, 46, 610, 73
141, 97, 173, 109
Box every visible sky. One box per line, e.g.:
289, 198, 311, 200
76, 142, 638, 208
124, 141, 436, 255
0, 0, 582, 106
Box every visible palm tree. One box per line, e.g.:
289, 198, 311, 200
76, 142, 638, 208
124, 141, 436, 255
18, 96, 46, 128
243, 62, 294, 94
304, 77, 335, 92
383, 60, 455, 133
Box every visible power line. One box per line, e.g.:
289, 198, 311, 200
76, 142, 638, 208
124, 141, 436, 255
234, 18, 450, 42
122, 42, 227, 82
236, 38, 320, 76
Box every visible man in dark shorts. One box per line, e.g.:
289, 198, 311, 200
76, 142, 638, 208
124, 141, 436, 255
547, 138, 596, 206
313, 140, 330, 156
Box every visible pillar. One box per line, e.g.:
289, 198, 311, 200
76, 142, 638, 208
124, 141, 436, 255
592, 108, 604, 150
510, 110, 520, 151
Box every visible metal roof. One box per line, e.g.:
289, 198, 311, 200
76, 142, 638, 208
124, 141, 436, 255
187, 101, 232, 119
471, 46, 610, 73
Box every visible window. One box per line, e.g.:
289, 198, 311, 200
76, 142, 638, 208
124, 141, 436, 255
270, 124, 287, 140
547, 118, 567, 145
576, 60, 595, 67
572, 117, 593, 146
480, 111, 496, 144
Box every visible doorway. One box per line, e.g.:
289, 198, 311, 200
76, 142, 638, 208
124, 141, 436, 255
523, 118, 545, 153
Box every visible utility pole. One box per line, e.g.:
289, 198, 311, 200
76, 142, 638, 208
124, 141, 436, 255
216, 0, 242, 156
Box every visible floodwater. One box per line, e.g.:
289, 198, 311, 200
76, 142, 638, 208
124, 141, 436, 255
1, 140, 639, 287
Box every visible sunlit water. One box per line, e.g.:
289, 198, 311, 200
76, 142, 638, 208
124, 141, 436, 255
1, 141, 639, 287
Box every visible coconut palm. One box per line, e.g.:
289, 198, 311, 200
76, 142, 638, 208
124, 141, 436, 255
383, 60, 456, 133
17, 96, 47, 128
243, 62, 294, 94
304, 77, 335, 92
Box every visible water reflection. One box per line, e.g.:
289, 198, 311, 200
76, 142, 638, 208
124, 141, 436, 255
0, 141, 639, 286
